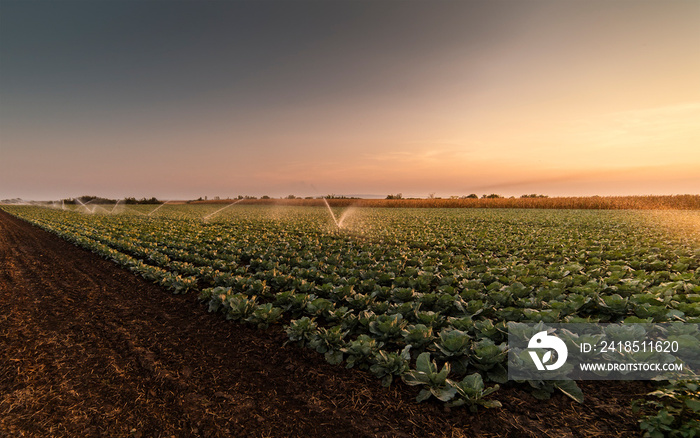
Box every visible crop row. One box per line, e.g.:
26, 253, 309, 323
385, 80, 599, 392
3, 205, 700, 413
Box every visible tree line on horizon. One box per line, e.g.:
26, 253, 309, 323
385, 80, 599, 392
61, 196, 162, 205
15, 193, 695, 211
387, 193, 549, 200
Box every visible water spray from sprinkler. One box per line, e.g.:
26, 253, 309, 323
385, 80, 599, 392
202, 199, 243, 221
147, 200, 173, 216
323, 198, 340, 228
74, 198, 93, 214
110, 199, 124, 214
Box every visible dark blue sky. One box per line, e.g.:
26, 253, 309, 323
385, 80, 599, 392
2, 1, 698, 199
3, 1, 519, 115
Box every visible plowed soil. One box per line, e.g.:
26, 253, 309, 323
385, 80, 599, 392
0, 210, 650, 437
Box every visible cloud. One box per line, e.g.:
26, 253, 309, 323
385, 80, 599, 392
477, 101, 700, 173
570, 102, 700, 150
360, 143, 472, 166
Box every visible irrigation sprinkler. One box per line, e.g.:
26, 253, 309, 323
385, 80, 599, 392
202, 199, 244, 221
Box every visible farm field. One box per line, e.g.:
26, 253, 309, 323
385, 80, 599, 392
2, 203, 699, 437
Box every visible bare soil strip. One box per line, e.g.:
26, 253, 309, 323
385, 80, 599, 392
0, 210, 649, 437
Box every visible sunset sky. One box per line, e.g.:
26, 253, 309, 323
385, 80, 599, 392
1, 0, 698, 200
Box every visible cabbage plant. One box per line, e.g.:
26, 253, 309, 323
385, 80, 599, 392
370, 346, 411, 387
402, 352, 456, 402
342, 334, 384, 370
446, 373, 501, 412
285, 317, 318, 348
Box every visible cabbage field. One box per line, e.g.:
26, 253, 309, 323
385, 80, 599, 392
3, 204, 700, 425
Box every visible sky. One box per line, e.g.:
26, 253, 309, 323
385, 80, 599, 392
1, 0, 699, 200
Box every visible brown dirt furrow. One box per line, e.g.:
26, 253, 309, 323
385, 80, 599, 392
0, 210, 649, 437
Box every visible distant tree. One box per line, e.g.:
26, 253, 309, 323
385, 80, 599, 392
77, 195, 98, 203
123, 197, 160, 204
386, 193, 403, 200
483, 194, 502, 199
75, 195, 120, 204
464, 194, 478, 199
521, 194, 549, 198
261, 195, 270, 199
286, 194, 297, 199
325, 194, 359, 199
